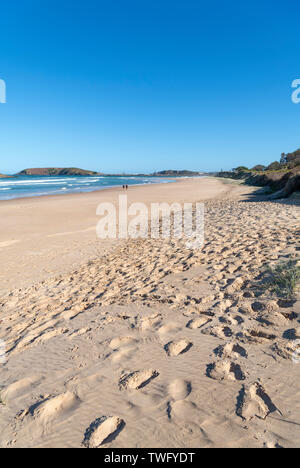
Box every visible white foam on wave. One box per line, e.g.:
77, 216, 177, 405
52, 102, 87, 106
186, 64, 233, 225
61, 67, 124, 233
0, 178, 78, 186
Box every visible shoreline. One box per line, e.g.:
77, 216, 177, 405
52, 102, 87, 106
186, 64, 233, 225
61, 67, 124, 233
0, 178, 178, 204
0, 176, 195, 204
0, 177, 253, 294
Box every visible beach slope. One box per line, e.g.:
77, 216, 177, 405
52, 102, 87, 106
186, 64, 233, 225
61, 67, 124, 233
0, 178, 299, 448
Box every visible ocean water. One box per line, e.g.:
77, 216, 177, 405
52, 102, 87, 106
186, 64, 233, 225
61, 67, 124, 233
0, 175, 173, 201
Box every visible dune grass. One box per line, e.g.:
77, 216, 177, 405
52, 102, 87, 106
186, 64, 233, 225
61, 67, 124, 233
263, 259, 300, 299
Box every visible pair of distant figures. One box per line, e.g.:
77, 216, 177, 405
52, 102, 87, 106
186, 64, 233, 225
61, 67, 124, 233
122, 185, 129, 190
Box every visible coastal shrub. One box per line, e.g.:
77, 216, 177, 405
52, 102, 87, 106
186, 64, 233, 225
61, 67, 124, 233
267, 161, 281, 171
287, 158, 300, 169
263, 260, 300, 299
233, 166, 249, 172
252, 165, 266, 172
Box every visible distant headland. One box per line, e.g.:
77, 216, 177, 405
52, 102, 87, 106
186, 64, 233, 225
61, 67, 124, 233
151, 170, 203, 176
17, 167, 103, 176
13, 168, 204, 178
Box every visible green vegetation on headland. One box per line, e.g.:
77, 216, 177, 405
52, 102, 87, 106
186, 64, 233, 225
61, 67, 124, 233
151, 170, 203, 176
18, 167, 103, 176
216, 149, 300, 198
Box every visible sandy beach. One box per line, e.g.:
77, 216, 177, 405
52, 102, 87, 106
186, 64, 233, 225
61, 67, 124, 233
0, 177, 299, 448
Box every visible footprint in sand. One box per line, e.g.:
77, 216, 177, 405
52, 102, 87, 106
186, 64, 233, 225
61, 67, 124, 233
164, 339, 193, 357
236, 382, 278, 421
202, 325, 233, 339
240, 328, 277, 344
271, 340, 300, 361
9, 326, 69, 355
251, 301, 266, 313
219, 314, 244, 326
111, 345, 137, 363
119, 369, 159, 390
168, 379, 192, 401
17, 391, 80, 424
140, 313, 162, 331
83, 416, 125, 448
186, 316, 211, 329
282, 327, 300, 340
214, 342, 248, 359
109, 336, 138, 363
206, 360, 245, 382
69, 327, 91, 339
2, 376, 43, 403
109, 336, 137, 350
157, 322, 182, 336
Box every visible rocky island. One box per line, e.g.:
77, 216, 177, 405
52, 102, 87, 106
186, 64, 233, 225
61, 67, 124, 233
18, 167, 103, 176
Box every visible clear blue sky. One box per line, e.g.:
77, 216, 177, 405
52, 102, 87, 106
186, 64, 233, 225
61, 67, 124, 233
0, 0, 299, 174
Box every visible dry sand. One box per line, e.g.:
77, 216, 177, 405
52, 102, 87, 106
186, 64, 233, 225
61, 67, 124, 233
0, 177, 299, 448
